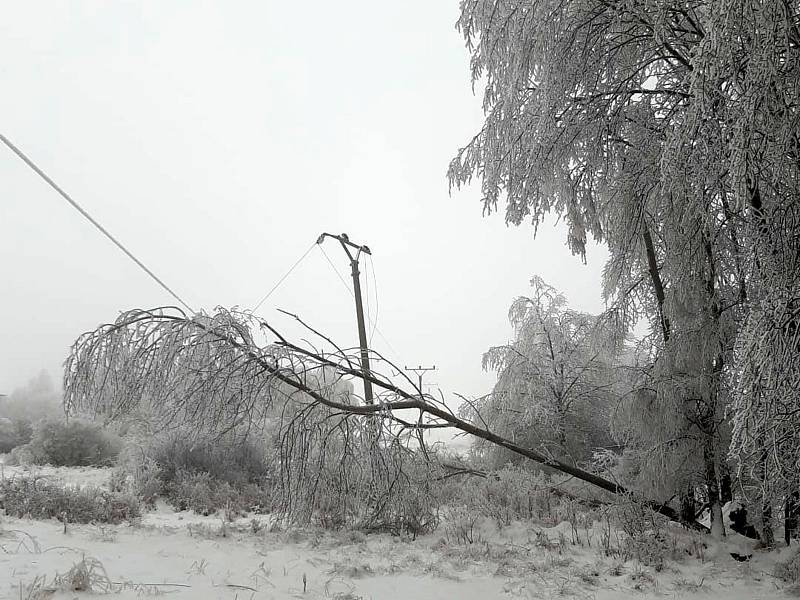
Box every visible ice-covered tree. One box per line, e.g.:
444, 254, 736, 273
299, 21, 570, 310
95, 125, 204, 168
730, 203, 800, 544
448, 0, 800, 538
470, 276, 617, 467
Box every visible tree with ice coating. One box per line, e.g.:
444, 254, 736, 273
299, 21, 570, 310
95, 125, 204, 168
449, 0, 800, 539
470, 276, 617, 468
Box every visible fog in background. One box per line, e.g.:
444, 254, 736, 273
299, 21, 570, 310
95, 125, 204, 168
1, 2, 608, 406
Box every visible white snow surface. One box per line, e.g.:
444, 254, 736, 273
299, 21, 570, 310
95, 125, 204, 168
0, 466, 793, 599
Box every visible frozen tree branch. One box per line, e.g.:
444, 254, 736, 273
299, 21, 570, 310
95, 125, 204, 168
64, 306, 707, 531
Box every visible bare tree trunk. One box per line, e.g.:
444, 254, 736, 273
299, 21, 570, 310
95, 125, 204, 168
699, 232, 725, 541
785, 490, 799, 546
755, 439, 774, 547
704, 439, 725, 539
642, 223, 670, 342
720, 468, 732, 504
680, 485, 696, 524
762, 501, 775, 548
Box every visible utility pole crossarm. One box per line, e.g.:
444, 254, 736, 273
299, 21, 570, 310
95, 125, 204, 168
317, 232, 371, 258
404, 365, 436, 396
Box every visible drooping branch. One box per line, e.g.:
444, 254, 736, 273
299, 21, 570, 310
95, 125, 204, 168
64, 306, 706, 531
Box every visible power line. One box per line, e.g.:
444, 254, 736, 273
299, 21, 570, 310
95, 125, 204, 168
317, 244, 354, 295
0, 133, 195, 315
367, 254, 379, 345
252, 242, 315, 312
316, 245, 405, 366
364, 252, 372, 343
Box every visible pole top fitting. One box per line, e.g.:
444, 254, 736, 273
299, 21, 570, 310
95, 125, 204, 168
317, 232, 371, 255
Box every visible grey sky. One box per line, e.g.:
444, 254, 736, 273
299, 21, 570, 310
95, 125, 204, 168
1, 1, 608, 402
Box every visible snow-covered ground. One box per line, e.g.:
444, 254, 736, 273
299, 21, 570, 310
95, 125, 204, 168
0, 466, 794, 599
0, 463, 115, 490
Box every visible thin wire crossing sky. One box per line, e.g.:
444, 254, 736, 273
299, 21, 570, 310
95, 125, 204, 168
0, 2, 608, 410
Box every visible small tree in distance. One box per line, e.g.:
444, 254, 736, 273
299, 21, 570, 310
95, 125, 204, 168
469, 276, 617, 468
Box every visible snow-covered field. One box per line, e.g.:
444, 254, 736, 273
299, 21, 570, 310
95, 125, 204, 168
0, 466, 793, 599
0, 463, 114, 490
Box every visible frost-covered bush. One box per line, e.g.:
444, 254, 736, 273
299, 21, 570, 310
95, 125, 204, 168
113, 431, 274, 515
151, 433, 272, 488
444, 466, 588, 527
0, 477, 140, 524
0, 417, 33, 453
606, 495, 671, 568
165, 470, 271, 517
26, 419, 121, 467
775, 547, 800, 587
111, 441, 163, 507
472, 467, 555, 525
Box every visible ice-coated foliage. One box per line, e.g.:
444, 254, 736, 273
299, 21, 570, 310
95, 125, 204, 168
64, 307, 441, 533
730, 204, 800, 501
469, 276, 617, 467
450, 0, 800, 537
26, 418, 122, 467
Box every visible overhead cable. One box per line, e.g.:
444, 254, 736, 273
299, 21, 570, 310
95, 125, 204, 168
316, 245, 405, 366
0, 133, 195, 314
252, 242, 316, 312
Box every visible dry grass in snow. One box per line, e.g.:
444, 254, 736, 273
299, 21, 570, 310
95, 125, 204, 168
0, 464, 114, 491
0, 466, 794, 599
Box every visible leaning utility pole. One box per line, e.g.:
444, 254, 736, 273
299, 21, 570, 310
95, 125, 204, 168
405, 365, 436, 397
317, 232, 374, 405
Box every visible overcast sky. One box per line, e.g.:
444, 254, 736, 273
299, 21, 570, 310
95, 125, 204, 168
0, 2, 608, 404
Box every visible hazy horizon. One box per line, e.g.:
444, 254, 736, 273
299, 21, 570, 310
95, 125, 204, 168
1, 2, 609, 401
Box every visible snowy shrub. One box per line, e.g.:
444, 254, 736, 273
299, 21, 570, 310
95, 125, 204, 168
27, 418, 121, 467
448, 466, 598, 527
151, 432, 272, 488
112, 430, 275, 514
7, 442, 42, 466
775, 547, 800, 588
0, 476, 140, 523
444, 506, 484, 545
0, 417, 33, 453
607, 495, 671, 568
470, 467, 554, 525
164, 470, 272, 516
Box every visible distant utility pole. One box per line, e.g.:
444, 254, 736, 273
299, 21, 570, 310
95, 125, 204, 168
405, 365, 436, 397
317, 232, 374, 405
